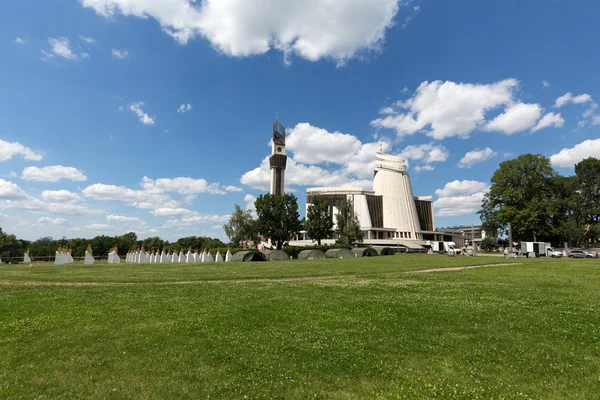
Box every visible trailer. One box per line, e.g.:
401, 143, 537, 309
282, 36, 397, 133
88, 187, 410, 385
521, 242, 562, 258
430, 241, 456, 254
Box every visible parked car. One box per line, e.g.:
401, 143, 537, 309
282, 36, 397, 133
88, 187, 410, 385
568, 250, 597, 258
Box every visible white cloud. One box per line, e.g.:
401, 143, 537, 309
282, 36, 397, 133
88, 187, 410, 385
42, 37, 78, 60
15, 37, 27, 45
79, 34, 96, 44
81, 0, 402, 65
371, 79, 522, 139
531, 112, 565, 132
458, 148, 497, 168
0, 139, 43, 161
86, 224, 110, 230
414, 165, 434, 172
542, 80, 550, 88
107, 215, 146, 224
162, 214, 230, 228
177, 103, 192, 114
21, 166, 87, 182
398, 142, 449, 164
484, 102, 542, 135
111, 49, 129, 59
141, 177, 225, 195
2, 171, 17, 178
435, 180, 489, 197
0, 180, 97, 216
41, 190, 82, 203
223, 185, 243, 192
286, 123, 362, 164
38, 217, 69, 225
554, 92, 593, 108
0, 179, 28, 200
150, 207, 199, 217
128, 102, 155, 125
550, 139, 600, 168
244, 194, 257, 213
434, 192, 486, 217
82, 183, 178, 209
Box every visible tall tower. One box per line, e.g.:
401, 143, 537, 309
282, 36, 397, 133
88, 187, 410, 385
269, 116, 287, 195
373, 152, 422, 240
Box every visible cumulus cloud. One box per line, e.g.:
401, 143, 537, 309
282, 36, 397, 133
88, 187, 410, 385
433, 180, 489, 217
458, 148, 497, 168
484, 102, 542, 135
79, 34, 96, 44
128, 102, 155, 125
414, 165, 434, 173
223, 185, 243, 192
398, 142, 449, 165
0, 139, 43, 161
41, 190, 82, 203
141, 177, 225, 195
435, 180, 489, 197
15, 37, 27, 45
82, 183, 177, 209
21, 166, 87, 182
111, 48, 129, 59
244, 194, 257, 215
107, 214, 146, 224
0, 180, 96, 216
550, 139, 600, 168
86, 224, 110, 230
434, 192, 486, 217
554, 92, 593, 108
177, 103, 192, 114
38, 217, 69, 225
371, 79, 535, 139
80, 0, 402, 65
42, 37, 79, 61
286, 123, 362, 164
531, 112, 565, 132
0, 179, 28, 200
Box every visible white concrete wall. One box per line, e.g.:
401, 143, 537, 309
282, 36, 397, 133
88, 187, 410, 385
373, 168, 422, 239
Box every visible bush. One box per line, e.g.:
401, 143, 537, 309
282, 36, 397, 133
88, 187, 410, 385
481, 237, 498, 252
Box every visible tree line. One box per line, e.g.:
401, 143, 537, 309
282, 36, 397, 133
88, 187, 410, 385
480, 154, 600, 247
0, 229, 225, 261
223, 193, 363, 248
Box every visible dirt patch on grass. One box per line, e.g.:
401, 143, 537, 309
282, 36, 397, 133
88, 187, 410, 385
0, 263, 521, 287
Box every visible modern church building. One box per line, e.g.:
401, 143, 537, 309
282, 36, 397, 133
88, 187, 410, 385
293, 152, 437, 248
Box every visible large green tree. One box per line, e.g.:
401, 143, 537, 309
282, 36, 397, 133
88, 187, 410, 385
305, 195, 333, 246
255, 193, 301, 250
335, 198, 363, 245
223, 204, 258, 247
575, 157, 600, 244
480, 154, 557, 242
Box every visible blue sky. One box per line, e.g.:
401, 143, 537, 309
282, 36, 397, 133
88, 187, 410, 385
1, 0, 600, 241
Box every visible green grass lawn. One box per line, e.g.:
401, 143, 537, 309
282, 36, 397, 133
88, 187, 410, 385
1, 255, 599, 399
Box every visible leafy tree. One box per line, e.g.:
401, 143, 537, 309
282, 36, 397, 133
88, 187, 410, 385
305, 195, 333, 246
255, 193, 301, 250
335, 198, 363, 245
481, 154, 557, 242
480, 236, 498, 252
575, 157, 600, 244
223, 204, 258, 246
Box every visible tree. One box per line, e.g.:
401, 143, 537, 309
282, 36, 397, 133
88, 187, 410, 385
335, 198, 363, 245
480, 236, 498, 252
223, 204, 258, 246
480, 154, 557, 242
255, 193, 301, 250
305, 195, 333, 246
575, 157, 600, 245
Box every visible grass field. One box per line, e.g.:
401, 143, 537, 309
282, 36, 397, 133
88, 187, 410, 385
1, 255, 599, 399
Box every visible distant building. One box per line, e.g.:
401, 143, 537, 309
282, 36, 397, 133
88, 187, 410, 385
293, 151, 435, 249
269, 116, 287, 195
